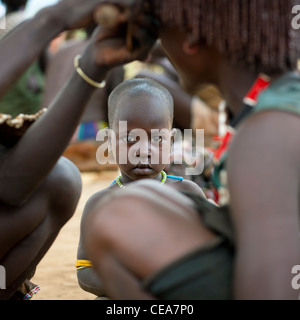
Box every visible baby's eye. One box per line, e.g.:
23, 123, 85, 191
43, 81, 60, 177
122, 135, 138, 143
151, 136, 163, 143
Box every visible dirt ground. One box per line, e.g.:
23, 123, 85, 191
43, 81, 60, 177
31, 169, 119, 300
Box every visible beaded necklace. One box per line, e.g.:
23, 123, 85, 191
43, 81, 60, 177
115, 171, 167, 189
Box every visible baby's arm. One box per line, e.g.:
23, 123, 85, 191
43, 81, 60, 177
76, 190, 110, 297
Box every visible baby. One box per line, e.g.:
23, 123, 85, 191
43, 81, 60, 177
76, 78, 206, 297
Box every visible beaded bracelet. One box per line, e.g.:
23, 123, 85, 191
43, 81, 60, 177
74, 55, 106, 89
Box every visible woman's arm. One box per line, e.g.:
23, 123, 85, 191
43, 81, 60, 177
0, 0, 157, 206
0, 0, 109, 100
227, 110, 300, 300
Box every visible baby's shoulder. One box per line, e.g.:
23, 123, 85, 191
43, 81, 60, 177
167, 176, 206, 198
180, 179, 204, 194
82, 184, 117, 219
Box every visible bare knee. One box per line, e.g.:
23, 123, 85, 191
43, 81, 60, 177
82, 197, 139, 258
83, 185, 216, 275
45, 156, 82, 226
82, 191, 193, 258
0, 157, 81, 248
83, 182, 194, 253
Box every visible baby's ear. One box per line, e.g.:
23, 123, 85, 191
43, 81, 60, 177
171, 128, 177, 137
105, 127, 113, 151
170, 128, 178, 144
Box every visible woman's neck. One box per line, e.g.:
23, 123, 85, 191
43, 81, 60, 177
216, 57, 287, 116
217, 59, 258, 116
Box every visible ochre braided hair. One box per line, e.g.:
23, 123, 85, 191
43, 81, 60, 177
153, 0, 300, 75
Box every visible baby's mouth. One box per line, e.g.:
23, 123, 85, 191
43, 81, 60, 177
135, 164, 152, 169
133, 163, 153, 175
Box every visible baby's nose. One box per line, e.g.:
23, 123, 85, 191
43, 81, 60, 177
136, 140, 152, 158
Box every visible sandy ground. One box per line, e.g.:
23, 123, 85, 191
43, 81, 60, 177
31, 169, 119, 300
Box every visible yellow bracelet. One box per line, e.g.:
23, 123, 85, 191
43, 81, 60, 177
74, 55, 106, 89
75, 259, 93, 269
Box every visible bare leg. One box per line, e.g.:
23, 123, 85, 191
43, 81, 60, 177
83, 181, 217, 299
96, 250, 156, 300
0, 157, 81, 299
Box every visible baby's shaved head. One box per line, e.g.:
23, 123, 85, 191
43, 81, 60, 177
108, 78, 174, 128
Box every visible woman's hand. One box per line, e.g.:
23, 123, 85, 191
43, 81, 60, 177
80, 1, 159, 77
39, 0, 105, 30
43, 0, 143, 31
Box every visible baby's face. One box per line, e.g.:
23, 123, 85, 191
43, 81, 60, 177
110, 94, 173, 181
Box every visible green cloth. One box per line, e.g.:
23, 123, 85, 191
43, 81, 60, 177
143, 238, 233, 300
143, 193, 234, 300
0, 62, 44, 118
